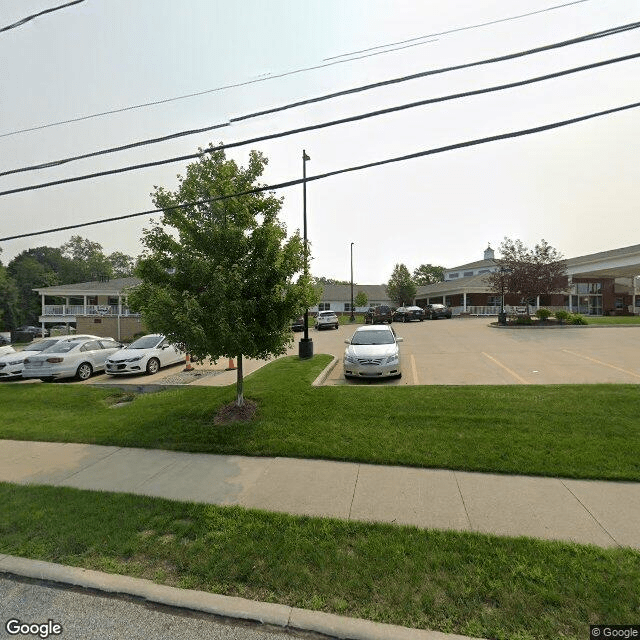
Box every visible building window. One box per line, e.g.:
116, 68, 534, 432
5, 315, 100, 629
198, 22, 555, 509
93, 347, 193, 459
87, 296, 98, 305
464, 271, 474, 277
318, 302, 331, 311
448, 273, 459, 279
479, 269, 490, 274
615, 297, 624, 309
108, 296, 119, 305
487, 296, 501, 306
344, 303, 353, 312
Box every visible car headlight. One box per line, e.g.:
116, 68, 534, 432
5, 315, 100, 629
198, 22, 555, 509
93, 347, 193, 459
126, 356, 142, 362
385, 353, 399, 364
344, 354, 357, 364
7, 359, 23, 365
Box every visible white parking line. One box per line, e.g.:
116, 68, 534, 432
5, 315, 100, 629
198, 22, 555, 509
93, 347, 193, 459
410, 354, 419, 385
563, 350, 640, 379
481, 352, 529, 384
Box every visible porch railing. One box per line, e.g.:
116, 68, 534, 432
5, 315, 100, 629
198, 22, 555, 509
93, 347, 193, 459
42, 304, 139, 317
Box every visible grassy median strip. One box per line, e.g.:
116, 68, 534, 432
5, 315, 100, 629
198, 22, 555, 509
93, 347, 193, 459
1, 355, 639, 480
1, 482, 638, 640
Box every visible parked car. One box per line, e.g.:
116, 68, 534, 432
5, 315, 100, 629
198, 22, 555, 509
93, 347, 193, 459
0, 335, 101, 380
290, 316, 305, 332
392, 306, 425, 322
50, 324, 76, 335
425, 303, 452, 319
364, 305, 393, 324
0, 335, 11, 346
0, 345, 15, 358
22, 337, 122, 381
105, 334, 185, 376
14, 325, 49, 338
343, 324, 403, 379
315, 310, 339, 330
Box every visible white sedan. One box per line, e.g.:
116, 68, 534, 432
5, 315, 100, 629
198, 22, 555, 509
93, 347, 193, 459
0, 335, 101, 380
105, 334, 185, 376
22, 337, 122, 381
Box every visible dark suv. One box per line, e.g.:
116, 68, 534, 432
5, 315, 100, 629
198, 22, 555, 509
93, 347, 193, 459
364, 305, 393, 324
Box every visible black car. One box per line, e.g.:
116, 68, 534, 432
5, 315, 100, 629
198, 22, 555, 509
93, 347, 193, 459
290, 316, 305, 332
14, 325, 49, 337
364, 305, 393, 324
425, 304, 452, 319
393, 306, 425, 322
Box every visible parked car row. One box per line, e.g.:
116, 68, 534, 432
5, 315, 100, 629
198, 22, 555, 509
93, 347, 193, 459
0, 334, 184, 382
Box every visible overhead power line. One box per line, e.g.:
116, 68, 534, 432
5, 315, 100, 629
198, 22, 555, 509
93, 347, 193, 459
0, 2, 615, 138
4, 21, 639, 179
1, 99, 638, 243
1, 51, 638, 197
0, 0, 85, 34
325, 0, 590, 60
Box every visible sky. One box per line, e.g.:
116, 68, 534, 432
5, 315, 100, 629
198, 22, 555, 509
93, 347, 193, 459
1, 0, 639, 284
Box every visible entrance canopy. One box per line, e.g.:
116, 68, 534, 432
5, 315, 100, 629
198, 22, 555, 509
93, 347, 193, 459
567, 244, 640, 279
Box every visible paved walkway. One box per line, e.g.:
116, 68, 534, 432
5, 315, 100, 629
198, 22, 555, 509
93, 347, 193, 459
1, 439, 638, 549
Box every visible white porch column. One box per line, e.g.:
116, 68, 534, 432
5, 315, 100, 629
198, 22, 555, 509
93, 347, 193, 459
536, 295, 540, 310
41, 294, 45, 315
463, 292, 467, 312
83, 295, 87, 315
65, 297, 69, 315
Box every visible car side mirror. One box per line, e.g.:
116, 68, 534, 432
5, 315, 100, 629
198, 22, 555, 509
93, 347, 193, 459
344, 339, 351, 344
396, 337, 404, 342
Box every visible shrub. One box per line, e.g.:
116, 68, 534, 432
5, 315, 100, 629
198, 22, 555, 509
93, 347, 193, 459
513, 316, 533, 325
568, 313, 588, 325
535, 308, 552, 320
555, 310, 570, 322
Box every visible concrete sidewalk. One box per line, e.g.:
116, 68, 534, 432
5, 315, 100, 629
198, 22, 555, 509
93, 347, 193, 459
1, 439, 638, 549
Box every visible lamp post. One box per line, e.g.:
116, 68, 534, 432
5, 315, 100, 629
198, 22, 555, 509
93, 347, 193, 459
350, 242, 355, 322
498, 266, 509, 325
299, 150, 314, 359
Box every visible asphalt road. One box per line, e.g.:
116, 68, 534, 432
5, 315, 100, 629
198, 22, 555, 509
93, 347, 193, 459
0, 576, 318, 640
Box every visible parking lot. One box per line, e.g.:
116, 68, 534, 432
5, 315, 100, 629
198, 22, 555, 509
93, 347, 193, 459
322, 317, 640, 386
3, 318, 640, 387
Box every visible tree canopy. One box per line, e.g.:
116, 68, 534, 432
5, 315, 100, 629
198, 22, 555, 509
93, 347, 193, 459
386, 263, 416, 306
487, 238, 567, 308
413, 263, 444, 285
128, 147, 316, 407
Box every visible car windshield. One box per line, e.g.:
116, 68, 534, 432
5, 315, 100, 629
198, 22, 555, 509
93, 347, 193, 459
351, 330, 395, 345
44, 341, 82, 354
127, 336, 161, 349
27, 339, 59, 352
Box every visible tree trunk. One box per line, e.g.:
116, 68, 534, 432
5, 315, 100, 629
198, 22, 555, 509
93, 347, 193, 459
235, 354, 244, 407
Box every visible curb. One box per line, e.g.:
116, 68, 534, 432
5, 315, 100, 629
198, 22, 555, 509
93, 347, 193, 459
312, 355, 338, 386
0, 555, 483, 640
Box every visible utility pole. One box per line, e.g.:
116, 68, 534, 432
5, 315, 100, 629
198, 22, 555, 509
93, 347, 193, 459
299, 150, 313, 359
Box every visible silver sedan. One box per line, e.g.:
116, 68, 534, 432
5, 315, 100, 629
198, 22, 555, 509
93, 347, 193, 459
343, 325, 403, 379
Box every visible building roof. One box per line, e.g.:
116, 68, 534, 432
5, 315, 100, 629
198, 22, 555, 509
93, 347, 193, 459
33, 277, 141, 296
317, 283, 389, 302
445, 258, 497, 272
416, 273, 493, 297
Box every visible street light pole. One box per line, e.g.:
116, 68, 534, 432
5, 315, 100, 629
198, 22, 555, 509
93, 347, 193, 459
299, 150, 313, 359
498, 266, 509, 325
350, 242, 355, 322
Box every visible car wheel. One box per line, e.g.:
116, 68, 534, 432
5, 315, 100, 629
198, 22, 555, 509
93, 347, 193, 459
334, 324, 339, 330
76, 362, 93, 381
146, 357, 160, 375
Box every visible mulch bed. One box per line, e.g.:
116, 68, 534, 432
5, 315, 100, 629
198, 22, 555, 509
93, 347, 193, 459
213, 399, 257, 425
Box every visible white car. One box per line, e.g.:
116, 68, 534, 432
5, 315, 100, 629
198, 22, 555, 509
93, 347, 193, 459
315, 310, 339, 330
105, 334, 185, 376
0, 345, 15, 358
343, 324, 403, 379
0, 335, 101, 380
22, 337, 122, 381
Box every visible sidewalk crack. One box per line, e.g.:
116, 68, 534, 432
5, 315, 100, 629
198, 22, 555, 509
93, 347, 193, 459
453, 471, 473, 530
560, 479, 620, 547
348, 465, 360, 520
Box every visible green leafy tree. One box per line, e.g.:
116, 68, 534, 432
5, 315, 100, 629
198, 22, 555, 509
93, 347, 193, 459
413, 263, 444, 285
487, 238, 567, 312
108, 251, 136, 278
354, 291, 368, 308
61, 235, 113, 281
313, 276, 350, 285
0, 252, 19, 329
386, 263, 417, 306
128, 147, 316, 408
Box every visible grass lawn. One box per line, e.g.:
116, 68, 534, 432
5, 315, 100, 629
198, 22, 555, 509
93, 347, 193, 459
586, 316, 640, 325
1, 482, 638, 640
1, 355, 639, 480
